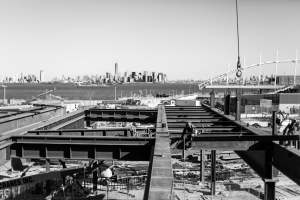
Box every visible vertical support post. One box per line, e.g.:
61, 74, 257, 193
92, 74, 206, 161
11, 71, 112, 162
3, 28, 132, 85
85, 118, 91, 127
264, 179, 276, 200
264, 147, 275, 200
45, 159, 51, 194
45, 159, 50, 172
211, 150, 216, 195
210, 90, 215, 108
272, 111, 277, 135
235, 89, 241, 121
200, 149, 205, 182
3, 86, 6, 105
223, 90, 227, 112
224, 92, 231, 115
182, 133, 185, 161
93, 170, 98, 192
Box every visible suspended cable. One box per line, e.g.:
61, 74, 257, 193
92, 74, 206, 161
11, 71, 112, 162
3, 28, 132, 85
235, 0, 242, 78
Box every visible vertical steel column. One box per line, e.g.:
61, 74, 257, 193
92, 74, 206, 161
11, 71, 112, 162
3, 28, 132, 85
200, 150, 205, 182
93, 170, 98, 192
272, 111, 277, 135
235, 89, 241, 121
264, 179, 276, 200
211, 150, 216, 195
45, 159, 50, 172
224, 90, 227, 113
210, 90, 215, 108
224, 93, 231, 115
85, 119, 91, 127
264, 148, 275, 200
85, 111, 91, 127
182, 134, 185, 161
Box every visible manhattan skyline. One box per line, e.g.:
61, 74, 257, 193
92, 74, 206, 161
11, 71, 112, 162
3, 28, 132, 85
0, 0, 300, 81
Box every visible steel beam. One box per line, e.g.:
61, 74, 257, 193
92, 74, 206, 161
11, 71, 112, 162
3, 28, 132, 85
27, 127, 155, 136
38, 110, 85, 130
166, 112, 219, 116
167, 120, 232, 124
200, 150, 205, 182
185, 135, 298, 150
10, 135, 154, 161
272, 143, 300, 185
86, 108, 157, 123
166, 116, 223, 120
145, 105, 173, 200
211, 150, 216, 195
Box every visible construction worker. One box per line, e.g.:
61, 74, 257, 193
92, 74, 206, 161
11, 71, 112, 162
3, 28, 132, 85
181, 122, 194, 149
283, 119, 297, 146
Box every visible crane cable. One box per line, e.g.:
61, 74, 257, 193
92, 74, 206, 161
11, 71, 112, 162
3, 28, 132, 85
235, 0, 242, 78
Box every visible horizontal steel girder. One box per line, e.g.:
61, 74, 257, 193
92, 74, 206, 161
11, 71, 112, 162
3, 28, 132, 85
236, 151, 268, 178
172, 135, 299, 150
166, 111, 215, 115
86, 108, 157, 123
192, 136, 297, 151
27, 127, 155, 136
10, 135, 155, 161
39, 110, 85, 130
168, 131, 249, 135
166, 113, 219, 117
202, 104, 300, 186
191, 134, 299, 142
144, 105, 173, 200
88, 108, 157, 113
166, 116, 223, 119
272, 143, 300, 185
166, 119, 231, 123
167, 125, 237, 131
167, 122, 235, 127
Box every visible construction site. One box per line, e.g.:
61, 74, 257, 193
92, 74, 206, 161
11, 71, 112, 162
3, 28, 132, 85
0, 86, 299, 200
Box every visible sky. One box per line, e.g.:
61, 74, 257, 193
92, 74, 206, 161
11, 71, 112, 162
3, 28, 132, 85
0, 0, 300, 81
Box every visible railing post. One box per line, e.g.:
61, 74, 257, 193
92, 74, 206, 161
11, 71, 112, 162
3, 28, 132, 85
210, 90, 215, 108
272, 111, 277, 136
211, 150, 216, 195
200, 150, 205, 182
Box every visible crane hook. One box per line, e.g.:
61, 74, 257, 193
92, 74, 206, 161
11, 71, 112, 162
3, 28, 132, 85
236, 56, 242, 78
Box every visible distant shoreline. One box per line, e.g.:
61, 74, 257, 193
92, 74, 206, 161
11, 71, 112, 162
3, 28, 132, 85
0, 82, 200, 100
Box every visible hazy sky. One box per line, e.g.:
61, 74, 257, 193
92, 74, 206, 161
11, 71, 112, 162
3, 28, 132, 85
0, 0, 300, 81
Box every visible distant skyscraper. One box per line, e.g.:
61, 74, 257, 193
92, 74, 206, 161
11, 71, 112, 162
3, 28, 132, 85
114, 63, 118, 76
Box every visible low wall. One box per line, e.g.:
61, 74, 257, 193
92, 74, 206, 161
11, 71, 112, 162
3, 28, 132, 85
0, 107, 65, 134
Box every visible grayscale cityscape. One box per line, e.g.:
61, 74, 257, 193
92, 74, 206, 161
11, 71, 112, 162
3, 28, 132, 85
0, 0, 300, 200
